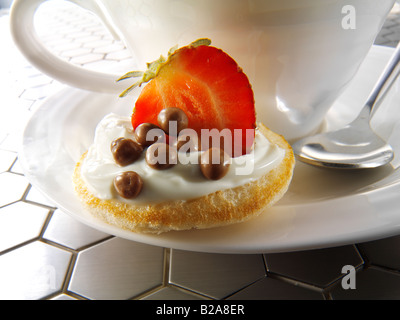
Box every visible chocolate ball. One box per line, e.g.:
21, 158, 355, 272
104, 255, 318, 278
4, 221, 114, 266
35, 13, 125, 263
200, 147, 231, 180
134, 123, 166, 147
157, 107, 189, 135
146, 142, 178, 170
111, 137, 124, 150
113, 171, 143, 199
111, 137, 143, 166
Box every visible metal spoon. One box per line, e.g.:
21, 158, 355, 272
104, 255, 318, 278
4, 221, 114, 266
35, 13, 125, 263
292, 43, 400, 169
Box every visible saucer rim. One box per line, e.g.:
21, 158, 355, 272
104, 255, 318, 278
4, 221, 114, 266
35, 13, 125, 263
19, 45, 400, 254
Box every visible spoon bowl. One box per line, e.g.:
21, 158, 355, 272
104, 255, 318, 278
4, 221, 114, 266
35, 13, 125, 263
293, 42, 400, 169
292, 106, 394, 169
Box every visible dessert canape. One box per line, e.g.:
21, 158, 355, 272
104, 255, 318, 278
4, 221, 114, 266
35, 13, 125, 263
73, 39, 295, 233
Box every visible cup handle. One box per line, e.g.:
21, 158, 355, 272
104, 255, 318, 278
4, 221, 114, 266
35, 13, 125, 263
10, 0, 126, 94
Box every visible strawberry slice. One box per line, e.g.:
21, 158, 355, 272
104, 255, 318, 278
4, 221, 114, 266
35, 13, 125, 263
118, 39, 256, 156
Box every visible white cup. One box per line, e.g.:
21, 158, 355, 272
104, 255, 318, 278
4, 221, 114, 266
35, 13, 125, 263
10, 0, 395, 140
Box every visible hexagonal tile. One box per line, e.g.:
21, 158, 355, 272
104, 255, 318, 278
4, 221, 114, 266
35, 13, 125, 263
70, 53, 105, 65
92, 42, 125, 54
142, 285, 209, 300
0, 201, 49, 252
227, 277, 324, 300
0, 172, 29, 207
68, 237, 164, 299
264, 245, 364, 288
43, 37, 74, 51
85, 39, 115, 50
43, 209, 110, 250
169, 250, 266, 299
330, 266, 400, 300
77, 35, 104, 46
357, 235, 400, 270
60, 47, 92, 59
9, 158, 23, 174
83, 59, 123, 72
0, 241, 72, 300
0, 149, 16, 173
19, 85, 54, 101
50, 293, 79, 300
20, 74, 53, 89
106, 49, 132, 61
52, 41, 81, 54
25, 185, 56, 208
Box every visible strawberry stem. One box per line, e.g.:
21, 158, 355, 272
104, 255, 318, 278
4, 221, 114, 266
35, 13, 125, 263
189, 38, 211, 48
117, 38, 211, 98
116, 71, 144, 82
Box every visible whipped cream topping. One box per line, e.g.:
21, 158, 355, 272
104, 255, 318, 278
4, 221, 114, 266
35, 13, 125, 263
80, 113, 285, 204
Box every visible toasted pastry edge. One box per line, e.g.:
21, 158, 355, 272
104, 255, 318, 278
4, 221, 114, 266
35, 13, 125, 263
72, 123, 295, 234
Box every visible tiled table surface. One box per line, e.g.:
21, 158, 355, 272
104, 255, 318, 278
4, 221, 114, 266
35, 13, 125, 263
2, 2, 400, 301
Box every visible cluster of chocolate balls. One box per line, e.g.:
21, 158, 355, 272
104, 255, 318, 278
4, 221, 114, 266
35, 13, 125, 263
111, 107, 231, 199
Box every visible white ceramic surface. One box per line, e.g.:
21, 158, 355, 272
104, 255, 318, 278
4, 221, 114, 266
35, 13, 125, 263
20, 46, 400, 254
10, 0, 395, 140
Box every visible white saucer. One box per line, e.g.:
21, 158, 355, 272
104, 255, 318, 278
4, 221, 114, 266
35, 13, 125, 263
20, 45, 400, 254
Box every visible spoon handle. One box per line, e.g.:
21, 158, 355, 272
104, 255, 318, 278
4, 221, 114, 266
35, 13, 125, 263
365, 41, 400, 118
